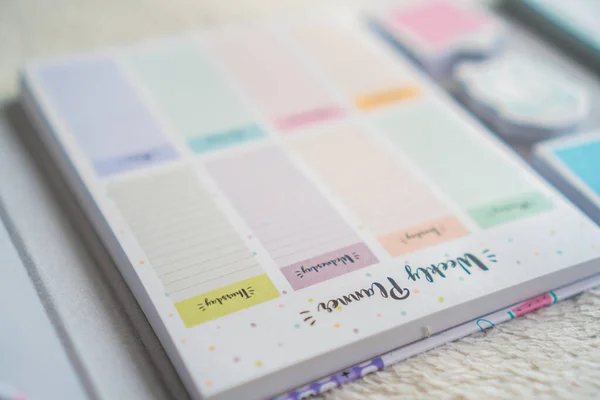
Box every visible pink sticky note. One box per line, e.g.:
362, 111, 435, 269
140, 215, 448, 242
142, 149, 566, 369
390, 0, 489, 47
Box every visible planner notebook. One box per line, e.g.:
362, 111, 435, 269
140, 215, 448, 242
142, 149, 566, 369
20, 13, 600, 400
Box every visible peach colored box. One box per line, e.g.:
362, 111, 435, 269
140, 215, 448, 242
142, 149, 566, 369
378, 216, 469, 256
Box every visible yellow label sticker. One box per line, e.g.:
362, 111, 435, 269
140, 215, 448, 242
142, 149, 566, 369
175, 274, 280, 327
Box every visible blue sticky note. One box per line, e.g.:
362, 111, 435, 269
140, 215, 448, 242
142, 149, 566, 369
535, 133, 600, 224
552, 140, 600, 195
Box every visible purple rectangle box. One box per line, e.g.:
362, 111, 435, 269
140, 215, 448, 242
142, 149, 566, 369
281, 242, 378, 290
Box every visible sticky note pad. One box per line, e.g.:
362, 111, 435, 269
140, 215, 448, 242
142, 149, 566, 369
389, 0, 489, 47
370, 0, 503, 79
455, 53, 589, 140
553, 141, 600, 194
535, 132, 600, 223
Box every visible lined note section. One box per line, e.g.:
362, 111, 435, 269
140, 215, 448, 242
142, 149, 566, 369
206, 29, 344, 131
108, 168, 279, 326
126, 42, 265, 154
35, 58, 178, 176
291, 22, 420, 110
293, 126, 468, 256
372, 98, 554, 228
206, 146, 378, 290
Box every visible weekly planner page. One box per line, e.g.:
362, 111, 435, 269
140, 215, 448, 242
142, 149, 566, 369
22, 14, 600, 400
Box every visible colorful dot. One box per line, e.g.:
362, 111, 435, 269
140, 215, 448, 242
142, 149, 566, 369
250, 323, 257, 328
413, 289, 420, 294
444, 253, 450, 258
508, 238, 513, 243
279, 303, 285, 308
168, 313, 174, 317
294, 324, 300, 329
376, 313, 382, 318
438, 297, 444, 303
365, 273, 371, 277
458, 277, 464, 281
516, 260, 521, 264
209, 346, 215, 351
353, 329, 359, 334
255, 361, 263, 367
180, 339, 186, 344
557, 250, 563, 255
233, 357, 240, 363
205, 380, 213, 387
282, 290, 288, 295
247, 235, 253, 239
164, 293, 169, 297
401, 311, 406, 316
252, 252, 257, 256
139, 260, 145, 265
333, 323, 340, 328
308, 298, 314, 303
336, 305, 342, 311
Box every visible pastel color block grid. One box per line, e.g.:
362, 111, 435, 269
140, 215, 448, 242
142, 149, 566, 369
36, 58, 179, 176
373, 99, 553, 228
206, 146, 378, 289
206, 28, 345, 131
293, 125, 469, 256
126, 43, 266, 153
29, 19, 567, 335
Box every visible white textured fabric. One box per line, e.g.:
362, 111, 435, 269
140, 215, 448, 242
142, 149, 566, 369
2, 1, 600, 399
324, 289, 600, 399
